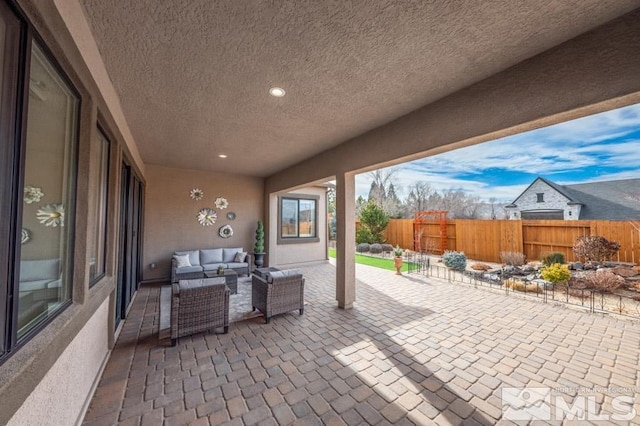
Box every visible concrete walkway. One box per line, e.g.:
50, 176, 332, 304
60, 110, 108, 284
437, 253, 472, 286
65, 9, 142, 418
83, 262, 640, 425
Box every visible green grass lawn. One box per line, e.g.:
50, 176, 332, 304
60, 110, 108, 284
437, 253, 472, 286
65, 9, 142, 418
328, 247, 415, 272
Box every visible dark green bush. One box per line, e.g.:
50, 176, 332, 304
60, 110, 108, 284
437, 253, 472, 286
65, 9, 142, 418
542, 252, 565, 266
356, 243, 370, 253
381, 244, 394, 253
369, 243, 383, 254
356, 228, 375, 244
358, 201, 389, 244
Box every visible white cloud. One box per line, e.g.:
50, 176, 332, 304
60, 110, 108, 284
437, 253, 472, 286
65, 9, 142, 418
355, 103, 640, 203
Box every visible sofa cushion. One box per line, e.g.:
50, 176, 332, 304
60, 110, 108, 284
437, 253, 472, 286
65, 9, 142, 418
202, 263, 226, 272
20, 258, 60, 282
178, 277, 225, 290
175, 250, 200, 266
267, 269, 301, 283
201, 249, 224, 265
175, 265, 204, 274
19, 279, 54, 292
234, 251, 248, 262
226, 262, 247, 270
223, 248, 243, 263
173, 254, 191, 268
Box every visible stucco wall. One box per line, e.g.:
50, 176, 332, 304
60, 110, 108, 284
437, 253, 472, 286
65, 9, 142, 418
7, 297, 110, 426
269, 187, 328, 267
143, 165, 264, 281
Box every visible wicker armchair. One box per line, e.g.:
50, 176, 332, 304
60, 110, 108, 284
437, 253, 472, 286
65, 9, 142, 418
171, 277, 229, 346
252, 272, 305, 323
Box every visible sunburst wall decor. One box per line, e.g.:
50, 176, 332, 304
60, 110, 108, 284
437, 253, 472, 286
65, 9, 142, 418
197, 208, 217, 226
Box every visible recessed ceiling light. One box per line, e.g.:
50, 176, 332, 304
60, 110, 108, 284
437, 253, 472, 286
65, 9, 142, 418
218, 154, 227, 158
269, 87, 285, 97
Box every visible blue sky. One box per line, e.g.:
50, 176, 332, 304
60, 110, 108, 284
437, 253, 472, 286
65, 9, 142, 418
356, 103, 640, 202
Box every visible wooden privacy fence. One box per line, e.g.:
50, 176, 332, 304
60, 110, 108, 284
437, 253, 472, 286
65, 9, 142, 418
377, 219, 640, 264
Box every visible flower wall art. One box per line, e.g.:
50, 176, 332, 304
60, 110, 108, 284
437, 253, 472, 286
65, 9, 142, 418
36, 203, 64, 227
197, 208, 217, 226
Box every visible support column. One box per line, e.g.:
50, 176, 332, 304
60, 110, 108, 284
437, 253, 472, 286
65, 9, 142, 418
335, 172, 356, 309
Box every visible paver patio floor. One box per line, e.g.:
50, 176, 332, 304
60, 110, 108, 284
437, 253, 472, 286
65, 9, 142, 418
83, 261, 640, 425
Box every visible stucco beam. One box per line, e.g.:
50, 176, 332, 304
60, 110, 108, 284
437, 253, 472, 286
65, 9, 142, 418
266, 9, 640, 194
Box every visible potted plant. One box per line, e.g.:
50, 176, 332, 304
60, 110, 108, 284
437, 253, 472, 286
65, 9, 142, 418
393, 245, 403, 275
253, 220, 266, 267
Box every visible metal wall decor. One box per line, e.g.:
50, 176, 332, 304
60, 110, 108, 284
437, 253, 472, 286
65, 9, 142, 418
219, 224, 233, 238
197, 208, 217, 226
226, 211, 236, 220
36, 203, 64, 227
214, 197, 229, 209
21, 228, 31, 244
24, 185, 44, 204
190, 188, 204, 200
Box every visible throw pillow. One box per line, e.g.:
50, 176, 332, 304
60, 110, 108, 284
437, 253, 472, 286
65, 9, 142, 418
234, 251, 247, 262
173, 254, 191, 268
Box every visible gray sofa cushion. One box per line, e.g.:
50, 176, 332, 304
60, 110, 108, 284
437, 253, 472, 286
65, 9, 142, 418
175, 265, 204, 274
201, 249, 224, 265
226, 262, 248, 269
202, 263, 226, 271
20, 258, 60, 282
178, 277, 225, 289
223, 248, 243, 263
19, 279, 54, 292
175, 250, 201, 266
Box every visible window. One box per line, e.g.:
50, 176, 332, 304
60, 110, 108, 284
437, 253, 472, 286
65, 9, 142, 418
279, 195, 319, 242
536, 193, 544, 202
1, 3, 80, 359
89, 128, 110, 284
0, 0, 22, 358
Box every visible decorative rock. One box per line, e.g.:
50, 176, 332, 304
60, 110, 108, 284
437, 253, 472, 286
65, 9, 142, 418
471, 263, 491, 271
521, 265, 536, 273
569, 262, 584, 270
611, 267, 638, 278
523, 274, 537, 282
531, 278, 554, 290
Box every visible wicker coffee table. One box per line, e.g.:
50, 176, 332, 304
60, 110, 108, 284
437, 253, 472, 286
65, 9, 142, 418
204, 269, 238, 294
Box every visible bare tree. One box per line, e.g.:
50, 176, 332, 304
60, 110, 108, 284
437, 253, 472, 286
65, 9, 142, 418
405, 181, 433, 214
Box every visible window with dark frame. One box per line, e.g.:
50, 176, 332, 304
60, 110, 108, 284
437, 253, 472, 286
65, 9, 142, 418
279, 196, 318, 241
89, 128, 110, 285
536, 193, 544, 202
1, 2, 80, 360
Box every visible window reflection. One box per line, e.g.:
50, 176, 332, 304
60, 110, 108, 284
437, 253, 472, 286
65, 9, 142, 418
17, 42, 78, 338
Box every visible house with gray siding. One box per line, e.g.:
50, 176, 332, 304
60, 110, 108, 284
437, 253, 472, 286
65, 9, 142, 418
505, 177, 640, 220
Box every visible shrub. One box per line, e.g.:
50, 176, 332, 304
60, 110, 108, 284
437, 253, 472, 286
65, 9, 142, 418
583, 270, 624, 293
381, 244, 394, 253
500, 251, 526, 266
369, 243, 383, 254
542, 252, 565, 266
505, 279, 543, 294
394, 245, 403, 257
442, 250, 467, 271
356, 228, 375, 244
540, 263, 571, 283
358, 201, 389, 244
572, 235, 620, 263
356, 243, 370, 253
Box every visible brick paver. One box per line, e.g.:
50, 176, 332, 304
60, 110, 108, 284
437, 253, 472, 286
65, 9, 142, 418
83, 261, 640, 425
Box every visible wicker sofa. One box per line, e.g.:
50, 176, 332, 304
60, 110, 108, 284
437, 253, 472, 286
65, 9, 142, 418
170, 277, 229, 346
251, 269, 305, 323
171, 247, 251, 283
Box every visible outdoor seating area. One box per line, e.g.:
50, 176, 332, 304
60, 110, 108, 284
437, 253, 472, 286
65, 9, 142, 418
84, 261, 640, 425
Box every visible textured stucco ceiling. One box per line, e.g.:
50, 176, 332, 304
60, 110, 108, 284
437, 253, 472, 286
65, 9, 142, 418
80, 0, 640, 177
